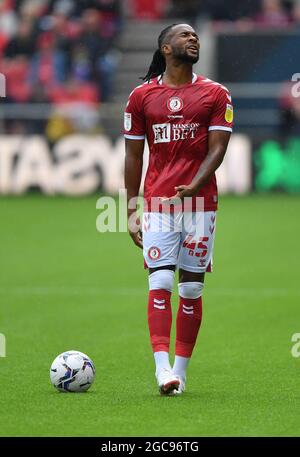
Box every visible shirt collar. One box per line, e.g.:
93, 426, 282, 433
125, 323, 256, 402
158, 72, 197, 85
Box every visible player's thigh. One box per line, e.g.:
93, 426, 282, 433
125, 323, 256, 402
143, 212, 181, 268
178, 211, 216, 273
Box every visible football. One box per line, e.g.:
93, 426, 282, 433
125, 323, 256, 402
50, 350, 96, 392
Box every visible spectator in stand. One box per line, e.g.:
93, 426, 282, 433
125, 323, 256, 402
47, 0, 74, 17
71, 42, 92, 82
44, 12, 79, 79
4, 18, 37, 58
50, 10, 82, 39
75, 8, 119, 101
0, 0, 18, 40
18, 0, 51, 22
96, 0, 123, 38
0, 33, 8, 57
29, 31, 68, 88
168, 0, 200, 24
75, 0, 122, 37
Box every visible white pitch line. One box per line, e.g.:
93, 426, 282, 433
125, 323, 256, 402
0, 286, 146, 296
0, 286, 299, 297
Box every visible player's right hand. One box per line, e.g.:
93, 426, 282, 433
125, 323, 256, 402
128, 212, 143, 249
129, 228, 143, 249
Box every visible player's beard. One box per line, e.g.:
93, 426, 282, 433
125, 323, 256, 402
171, 45, 199, 64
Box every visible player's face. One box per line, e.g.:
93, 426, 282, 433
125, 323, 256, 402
167, 25, 200, 64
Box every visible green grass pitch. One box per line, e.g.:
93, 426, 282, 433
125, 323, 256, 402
0, 194, 299, 436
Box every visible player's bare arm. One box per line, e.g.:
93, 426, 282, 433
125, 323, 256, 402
168, 130, 231, 200
125, 138, 144, 249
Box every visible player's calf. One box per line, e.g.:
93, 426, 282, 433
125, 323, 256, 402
173, 281, 204, 390
148, 269, 175, 354
148, 268, 176, 393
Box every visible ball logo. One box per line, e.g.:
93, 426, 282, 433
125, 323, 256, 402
148, 247, 161, 260
167, 97, 183, 112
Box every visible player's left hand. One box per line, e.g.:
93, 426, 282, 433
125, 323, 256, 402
160, 185, 197, 202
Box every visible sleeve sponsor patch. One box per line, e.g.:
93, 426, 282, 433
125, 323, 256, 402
225, 104, 233, 123
124, 112, 132, 131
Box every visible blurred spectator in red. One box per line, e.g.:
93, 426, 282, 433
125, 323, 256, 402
253, 0, 292, 27
0, 56, 32, 102
46, 77, 100, 142
0, 33, 9, 56
129, 0, 170, 20
48, 77, 99, 105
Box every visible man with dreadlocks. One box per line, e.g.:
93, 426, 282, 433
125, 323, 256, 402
124, 24, 233, 395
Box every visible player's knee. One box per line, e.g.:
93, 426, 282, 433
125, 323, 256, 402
178, 282, 204, 299
149, 269, 175, 292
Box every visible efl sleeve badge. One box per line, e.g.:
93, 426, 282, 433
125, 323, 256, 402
225, 104, 233, 123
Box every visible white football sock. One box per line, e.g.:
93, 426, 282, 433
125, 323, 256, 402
154, 351, 172, 374
173, 355, 190, 380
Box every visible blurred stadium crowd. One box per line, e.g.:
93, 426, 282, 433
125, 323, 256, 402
0, 0, 122, 105
134, 0, 300, 25
1, 0, 299, 102
0, 0, 300, 141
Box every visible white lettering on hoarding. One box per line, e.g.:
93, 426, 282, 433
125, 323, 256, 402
0, 134, 250, 195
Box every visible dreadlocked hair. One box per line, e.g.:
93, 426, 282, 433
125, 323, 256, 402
141, 24, 179, 82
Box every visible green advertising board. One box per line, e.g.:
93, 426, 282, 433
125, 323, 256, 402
254, 138, 300, 192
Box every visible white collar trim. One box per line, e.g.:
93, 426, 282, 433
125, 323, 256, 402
158, 72, 197, 85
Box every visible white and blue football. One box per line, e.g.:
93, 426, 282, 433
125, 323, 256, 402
50, 350, 96, 392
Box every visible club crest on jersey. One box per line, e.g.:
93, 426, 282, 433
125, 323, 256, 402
167, 97, 183, 113
124, 112, 132, 131
225, 104, 233, 123
148, 247, 161, 261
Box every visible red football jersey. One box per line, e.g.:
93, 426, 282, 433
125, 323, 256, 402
124, 73, 233, 211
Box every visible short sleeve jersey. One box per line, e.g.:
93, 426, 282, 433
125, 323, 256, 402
124, 73, 233, 211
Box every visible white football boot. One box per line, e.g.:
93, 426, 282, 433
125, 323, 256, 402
171, 375, 186, 395
156, 368, 180, 396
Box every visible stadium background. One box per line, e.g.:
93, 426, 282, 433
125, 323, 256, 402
0, 0, 299, 437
